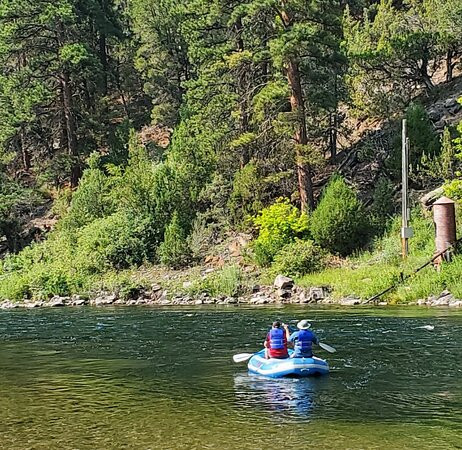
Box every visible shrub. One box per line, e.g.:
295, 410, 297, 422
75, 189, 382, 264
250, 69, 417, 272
61, 154, 114, 230
188, 216, 218, 262
387, 103, 441, 179
157, 211, 190, 268
406, 103, 440, 166
271, 239, 327, 278
77, 212, 154, 271
310, 175, 368, 256
228, 162, 263, 224
0, 174, 44, 252
252, 198, 309, 266
186, 265, 244, 297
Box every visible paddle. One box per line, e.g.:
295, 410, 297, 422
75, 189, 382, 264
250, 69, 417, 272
233, 353, 255, 363
319, 342, 336, 353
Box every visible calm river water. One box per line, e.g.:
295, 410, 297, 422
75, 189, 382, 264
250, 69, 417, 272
0, 306, 461, 449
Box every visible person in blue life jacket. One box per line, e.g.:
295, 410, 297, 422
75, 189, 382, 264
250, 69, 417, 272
288, 319, 319, 358
264, 321, 290, 359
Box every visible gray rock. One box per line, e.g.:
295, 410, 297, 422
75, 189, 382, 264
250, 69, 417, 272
93, 294, 116, 306
73, 298, 87, 306
310, 287, 327, 301
255, 298, 269, 305
432, 295, 453, 306
157, 290, 168, 303
444, 97, 458, 108
277, 288, 292, 299
195, 299, 204, 305
135, 298, 148, 305
250, 295, 272, 304
1, 301, 18, 309
225, 297, 238, 304
252, 285, 260, 293
274, 275, 294, 290
297, 291, 309, 303
204, 299, 216, 305
433, 290, 454, 306
339, 297, 361, 306
25, 301, 42, 308
417, 299, 428, 306
320, 298, 335, 304
427, 108, 440, 121
448, 300, 462, 307
49, 297, 65, 307
182, 281, 193, 289
113, 299, 126, 305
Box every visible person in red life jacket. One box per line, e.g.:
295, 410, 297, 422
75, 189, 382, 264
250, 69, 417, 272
264, 321, 290, 359
288, 319, 319, 358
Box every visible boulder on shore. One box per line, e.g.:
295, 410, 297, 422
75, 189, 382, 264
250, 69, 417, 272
274, 275, 294, 290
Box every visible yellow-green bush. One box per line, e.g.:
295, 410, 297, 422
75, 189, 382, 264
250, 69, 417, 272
252, 198, 309, 266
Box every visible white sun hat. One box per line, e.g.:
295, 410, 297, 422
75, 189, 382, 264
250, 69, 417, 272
297, 320, 311, 330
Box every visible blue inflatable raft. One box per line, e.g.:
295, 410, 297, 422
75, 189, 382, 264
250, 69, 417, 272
248, 349, 329, 378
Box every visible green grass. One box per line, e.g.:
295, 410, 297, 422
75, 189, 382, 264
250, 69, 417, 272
297, 213, 462, 303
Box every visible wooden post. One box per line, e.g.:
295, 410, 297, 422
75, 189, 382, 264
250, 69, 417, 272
401, 120, 412, 258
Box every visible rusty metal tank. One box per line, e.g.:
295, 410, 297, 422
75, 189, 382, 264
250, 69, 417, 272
433, 196, 456, 262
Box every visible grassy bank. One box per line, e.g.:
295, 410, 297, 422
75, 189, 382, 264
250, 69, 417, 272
2, 210, 461, 304
298, 213, 462, 303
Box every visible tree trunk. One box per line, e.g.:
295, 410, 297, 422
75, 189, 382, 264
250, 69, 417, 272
446, 48, 454, 83
279, 3, 314, 211
419, 52, 434, 91
99, 32, 108, 96
235, 17, 251, 168
61, 70, 80, 188
98, 0, 108, 96
20, 130, 31, 171
286, 58, 315, 212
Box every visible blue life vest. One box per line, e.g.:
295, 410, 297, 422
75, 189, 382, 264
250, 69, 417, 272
296, 329, 313, 352
269, 328, 285, 349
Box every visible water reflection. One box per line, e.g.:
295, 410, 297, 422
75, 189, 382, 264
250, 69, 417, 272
234, 373, 328, 420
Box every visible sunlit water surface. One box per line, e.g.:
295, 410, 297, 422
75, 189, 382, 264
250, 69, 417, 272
0, 306, 461, 449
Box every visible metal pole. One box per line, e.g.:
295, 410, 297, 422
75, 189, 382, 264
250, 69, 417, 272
401, 119, 409, 259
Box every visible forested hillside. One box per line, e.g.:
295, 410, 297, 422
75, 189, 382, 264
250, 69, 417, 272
1, 0, 462, 302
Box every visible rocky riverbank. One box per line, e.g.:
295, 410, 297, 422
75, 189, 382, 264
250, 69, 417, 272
1, 275, 462, 310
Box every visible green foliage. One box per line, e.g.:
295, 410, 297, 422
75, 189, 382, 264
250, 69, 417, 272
407, 103, 441, 166
228, 162, 263, 224
157, 212, 190, 268
440, 126, 455, 179
344, 1, 440, 117
0, 174, 44, 252
61, 155, 114, 230
310, 175, 368, 255
186, 265, 244, 298
371, 176, 395, 218
3, 0, 462, 304
300, 211, 443, 302
271, 239, 327, 278
77, 212, 154, 271
386, 103, 441, 181
444, 180, 462, 200
252, 199, 309, 266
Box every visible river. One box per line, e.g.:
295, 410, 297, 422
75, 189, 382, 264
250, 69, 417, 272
0, 306, 461, 449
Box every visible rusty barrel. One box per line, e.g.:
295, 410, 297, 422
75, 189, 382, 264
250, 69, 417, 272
433, 196, 456, 262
